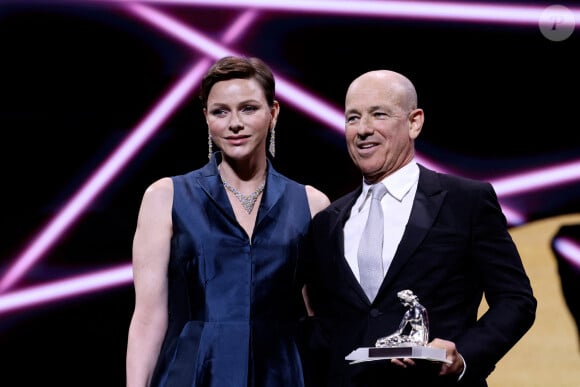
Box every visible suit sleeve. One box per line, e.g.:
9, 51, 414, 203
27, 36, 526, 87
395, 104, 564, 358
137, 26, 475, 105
457, 182, 537, 383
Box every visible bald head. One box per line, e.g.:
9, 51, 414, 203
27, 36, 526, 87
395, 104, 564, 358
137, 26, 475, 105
346, 70, 418, 113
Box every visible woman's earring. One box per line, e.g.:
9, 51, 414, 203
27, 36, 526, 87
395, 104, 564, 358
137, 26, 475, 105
208, 132, 213, 160
269, 126, 276, 158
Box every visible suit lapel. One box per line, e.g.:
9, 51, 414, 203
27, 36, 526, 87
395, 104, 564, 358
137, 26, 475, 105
330, 188, 374, 303
380, 165, 446, 289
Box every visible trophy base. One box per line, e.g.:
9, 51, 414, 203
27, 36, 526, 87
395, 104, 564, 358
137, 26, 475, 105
345, 345, 450, 364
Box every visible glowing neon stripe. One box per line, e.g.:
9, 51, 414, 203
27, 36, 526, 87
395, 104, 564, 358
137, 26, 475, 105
0, 8, 260, 293
108, 0, 580, 26
553, 237, 580, 269
0, 64, 205, 293
501, 206, 525, 226
488, 159, 580, 197
0, 264, 133, 316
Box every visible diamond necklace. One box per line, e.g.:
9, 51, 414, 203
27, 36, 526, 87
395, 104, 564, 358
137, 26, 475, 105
221, 176, 265, 214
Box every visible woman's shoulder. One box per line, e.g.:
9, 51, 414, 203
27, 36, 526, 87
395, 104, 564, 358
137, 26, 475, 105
305, 185, 331, 218
268, 168, 330, 216
143, 177, 173, 203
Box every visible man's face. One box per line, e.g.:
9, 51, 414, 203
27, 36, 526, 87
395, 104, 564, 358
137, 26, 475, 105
344, 73, 420, 183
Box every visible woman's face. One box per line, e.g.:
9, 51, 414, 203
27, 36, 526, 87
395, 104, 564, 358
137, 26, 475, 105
204, 78, 278, 161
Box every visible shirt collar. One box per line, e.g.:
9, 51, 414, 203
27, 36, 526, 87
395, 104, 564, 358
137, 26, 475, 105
358, 160, 419, 211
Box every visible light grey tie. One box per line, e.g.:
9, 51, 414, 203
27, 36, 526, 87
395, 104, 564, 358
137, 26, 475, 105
358, 183, 388, 302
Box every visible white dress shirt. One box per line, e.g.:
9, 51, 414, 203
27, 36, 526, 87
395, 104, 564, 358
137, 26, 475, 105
344, 161, 419, 282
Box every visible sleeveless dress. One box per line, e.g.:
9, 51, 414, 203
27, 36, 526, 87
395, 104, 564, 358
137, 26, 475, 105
151, 152, 311, 387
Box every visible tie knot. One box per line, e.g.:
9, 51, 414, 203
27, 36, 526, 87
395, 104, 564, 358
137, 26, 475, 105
371, 184, 387, 201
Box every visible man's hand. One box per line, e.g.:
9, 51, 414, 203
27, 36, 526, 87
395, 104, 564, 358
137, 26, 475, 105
429, 338, 465, 376
389, 337, 465, 378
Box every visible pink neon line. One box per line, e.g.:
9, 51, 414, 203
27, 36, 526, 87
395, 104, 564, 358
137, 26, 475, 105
498, 205, 524, 226
0, 264, 132, 316
0, 8, 260, 293
127, 3, 237, 59
0, 64, 206, 294
108, 0, 580, 26
553, 237, 580, 268
488, 159, 580, 197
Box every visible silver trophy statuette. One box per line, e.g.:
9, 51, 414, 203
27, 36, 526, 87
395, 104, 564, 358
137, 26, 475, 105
375, 289, 429, 347
345, 289, 448, 363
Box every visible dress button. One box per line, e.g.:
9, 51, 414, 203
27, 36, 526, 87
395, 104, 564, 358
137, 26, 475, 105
369, 308, 381, 317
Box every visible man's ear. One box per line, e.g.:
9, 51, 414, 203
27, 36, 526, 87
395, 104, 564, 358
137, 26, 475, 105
408, 108, 424, 140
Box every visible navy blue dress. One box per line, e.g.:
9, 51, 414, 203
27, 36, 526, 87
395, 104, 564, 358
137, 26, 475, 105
151, 152, 311, 387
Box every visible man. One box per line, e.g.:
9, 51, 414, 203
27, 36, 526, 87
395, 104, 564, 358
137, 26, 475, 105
298, 70, 536, 387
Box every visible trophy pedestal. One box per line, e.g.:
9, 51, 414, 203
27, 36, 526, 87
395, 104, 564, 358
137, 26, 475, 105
345, 345, 450, 364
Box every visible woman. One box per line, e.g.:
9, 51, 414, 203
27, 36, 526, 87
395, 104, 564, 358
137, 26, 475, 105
126, 56, 330, 386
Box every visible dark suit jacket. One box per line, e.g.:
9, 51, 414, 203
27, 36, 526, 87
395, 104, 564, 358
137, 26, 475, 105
298, 164, 536, 387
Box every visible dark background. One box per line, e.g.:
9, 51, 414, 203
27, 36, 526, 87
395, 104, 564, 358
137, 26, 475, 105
0, 1, 578, 385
